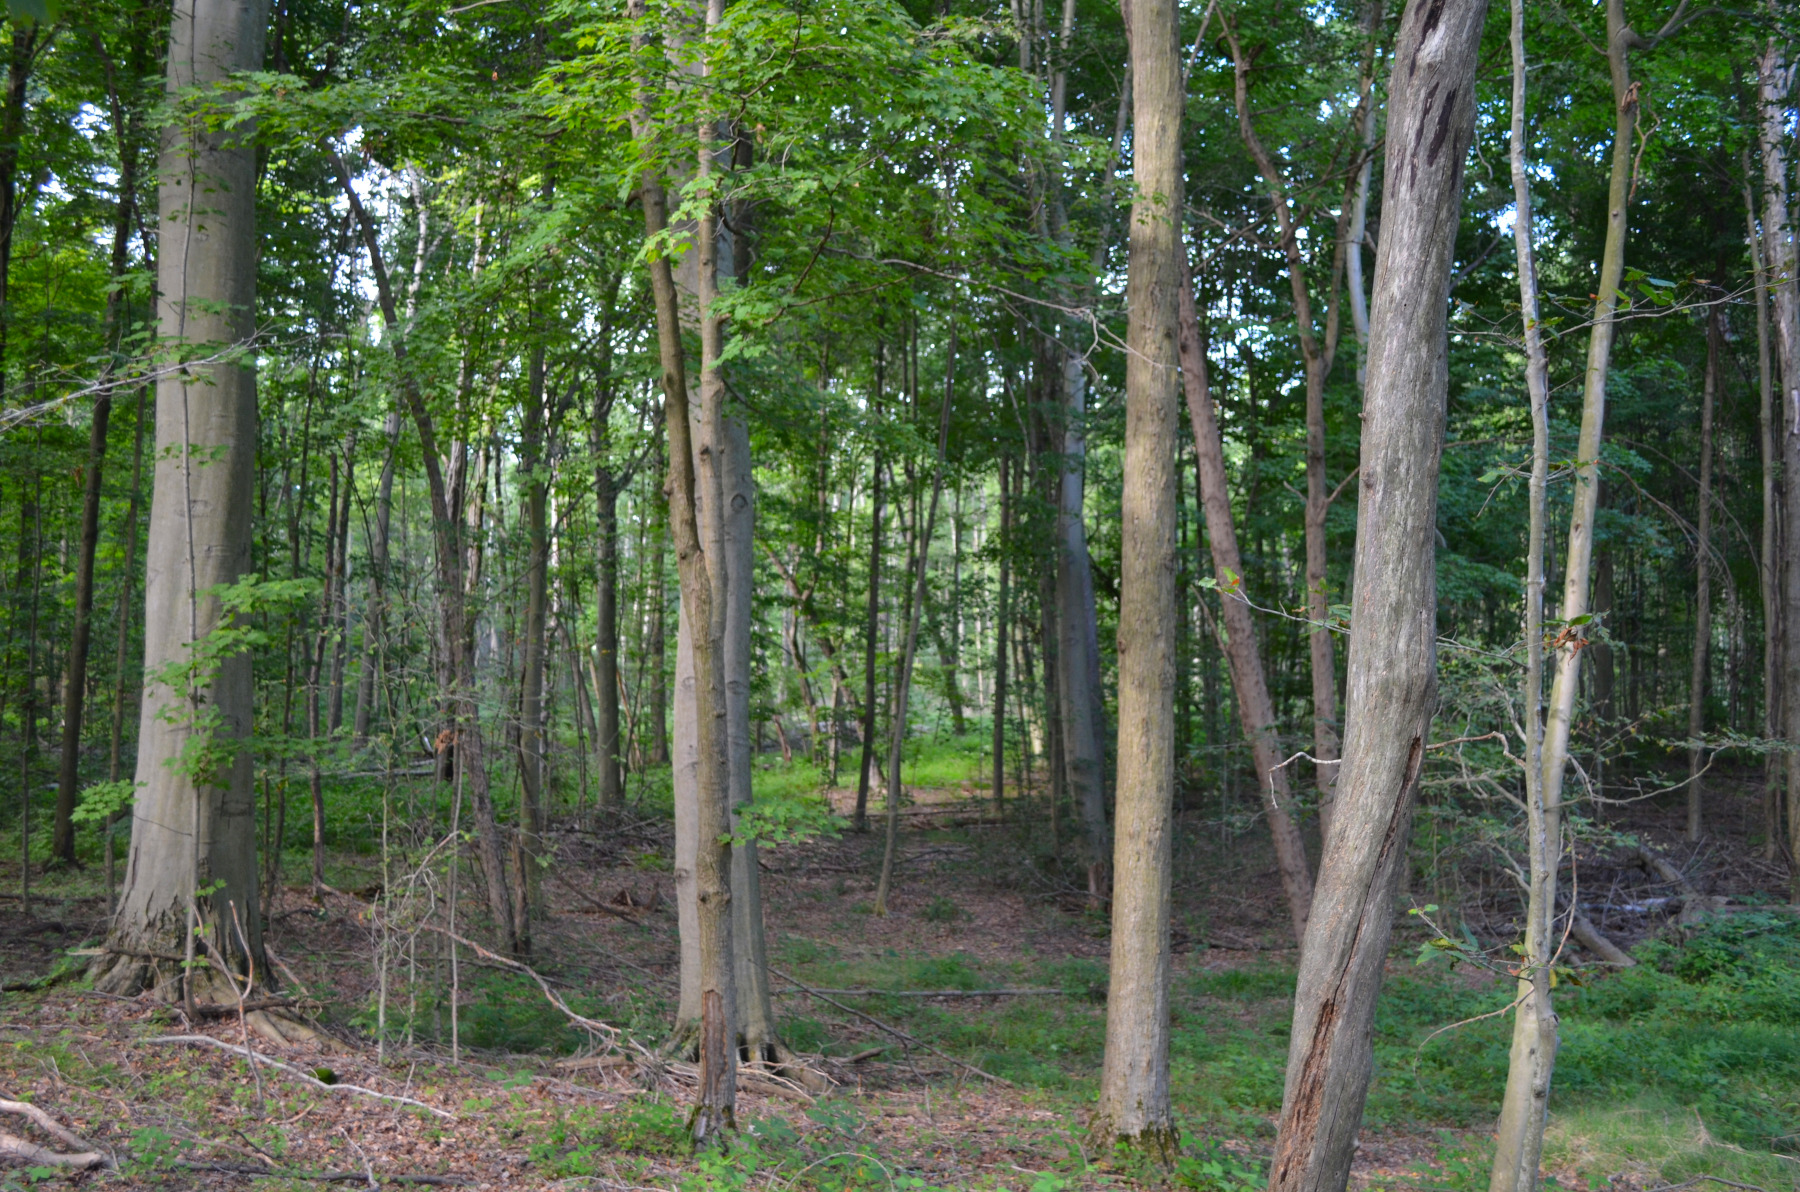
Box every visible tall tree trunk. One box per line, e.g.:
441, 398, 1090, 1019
1046, 0, 1122, 892
1093, 0, 1181, 1155
1761, 33, 1800, 896
855, 407, 885, 833
515, 339, 551, 952
874, 333, 956, 916
1541, 0, 1664, 890
93, 0, 273, 1003
1490, 0, 1560, 1182
1178, 271, 1314, 943
0, 21, 45, 395
1686, 312, 1718, 841
1268, 6, 1483, 1191
595, 461, 623, 809
992, 454, 1010, 813
53, 94, 141, 864
687, 9, 738, 1133
352, 410, 399, 749
1747, 164, 1781, 861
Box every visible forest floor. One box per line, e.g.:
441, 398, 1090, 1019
0, 763, 1794, 1191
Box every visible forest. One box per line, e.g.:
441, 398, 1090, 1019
0, 0, 1794, 1187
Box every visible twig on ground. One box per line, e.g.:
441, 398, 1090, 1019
139, 1035, 454, 1119
768, 967, 1013, 1087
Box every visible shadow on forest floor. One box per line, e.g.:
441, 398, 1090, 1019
0, 764, 1793, 1190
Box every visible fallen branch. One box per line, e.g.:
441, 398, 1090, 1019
773, 987, 1060, 998
1635, 847, 1701, 897
768, 967, 1012, 1087
0, 1097, 100, 1153
140, 1036, 453, 1119
0, 1127, 108, 1171
548, 868, 645, 921
1568, 911, 1636, 967
0, 1097, 112, 1170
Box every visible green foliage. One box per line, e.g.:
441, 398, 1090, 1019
1173, 1140, 1266, 1192
733, 767, 845, 847
68, 779, 137, 826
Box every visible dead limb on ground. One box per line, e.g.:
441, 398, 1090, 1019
140, 1036, 454, 1119
0, 1096, 113, 1171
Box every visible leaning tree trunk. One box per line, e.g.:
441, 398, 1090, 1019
1178, 270, 1313, 944
1686, 313, 1718, 841
1490, 0, 1560, 1183
1268, 6, 1484, 1192
93, 0, 274, 1007
1093, 0, 1181, 1157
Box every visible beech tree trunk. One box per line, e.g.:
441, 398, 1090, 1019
1746, 165, 1781, 861
1178, 270, 1313, 944
1686, 313, 1718, 841
94, 0, 272, 1001
1760, 33, 1800, 895
1093, 0, 1181, 1155
1268, 6, 1483, 1191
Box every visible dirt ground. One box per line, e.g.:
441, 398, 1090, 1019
0, 773, 1784, 1190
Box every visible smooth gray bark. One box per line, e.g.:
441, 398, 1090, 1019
1268, 5, 1484, 1191
95, 0, 271, 1000
1760, 33, 1800, 895
1746, 165, 1780, 861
